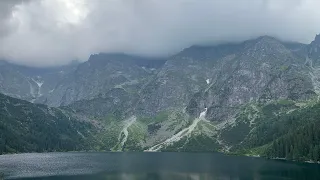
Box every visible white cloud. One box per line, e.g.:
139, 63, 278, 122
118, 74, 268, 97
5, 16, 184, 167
0, 0, 320, 67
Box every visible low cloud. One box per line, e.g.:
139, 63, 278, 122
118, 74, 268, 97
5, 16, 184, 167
0, 0, 320, 67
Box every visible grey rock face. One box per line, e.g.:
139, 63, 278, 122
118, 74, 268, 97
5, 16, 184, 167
186, 36, 315, 122
307, 34, 320, 64
42, 54, 165, 107
0, 54, 165, 107
66, 87, 138, 119
0, 62, 33, 101
0, 61, 76, 103
136, 57, 208, 116
136, 43, 243, 116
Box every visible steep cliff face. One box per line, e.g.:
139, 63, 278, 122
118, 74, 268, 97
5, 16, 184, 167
136, 57, 209, 116
0, 54, 165, 107
187, 36, 315, 122
40, 53, 165, 107
0, 61, 34, 101
66, 87, 138, 118
136, 43, 242, 116
133, 36, 317, 123
305, 34, 320, 96
308, 34, 320, 63
0, 61, 77, 104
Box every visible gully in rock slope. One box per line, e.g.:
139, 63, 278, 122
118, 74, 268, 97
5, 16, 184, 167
114, 116, 137, 151
146, 108, 208, 152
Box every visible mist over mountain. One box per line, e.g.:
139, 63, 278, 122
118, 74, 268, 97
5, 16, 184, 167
1, 0, 320, 67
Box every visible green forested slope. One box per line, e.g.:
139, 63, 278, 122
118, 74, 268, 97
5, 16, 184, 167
0, 93, 99, 154
265, 121, 320, 161
234, 101, 320, 162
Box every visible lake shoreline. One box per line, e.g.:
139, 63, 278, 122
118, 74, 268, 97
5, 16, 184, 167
1, 150, 320, 165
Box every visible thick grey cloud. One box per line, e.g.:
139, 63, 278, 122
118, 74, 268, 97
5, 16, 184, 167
0, 0, 320, 67
0, 0, 30, 37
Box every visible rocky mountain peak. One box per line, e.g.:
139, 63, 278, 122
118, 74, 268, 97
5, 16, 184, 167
314, 34, 320, 44
256, 35, 277, 41
241, 36, 291, 64
246, 36, 286, 51
308, 34, 320, 61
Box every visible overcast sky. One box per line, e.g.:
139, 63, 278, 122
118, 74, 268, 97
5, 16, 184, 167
0, 0, 320, 67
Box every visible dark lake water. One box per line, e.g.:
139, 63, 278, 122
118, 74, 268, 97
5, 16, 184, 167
0, 152, 320, 180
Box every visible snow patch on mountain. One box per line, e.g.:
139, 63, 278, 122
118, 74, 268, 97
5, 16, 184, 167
31, 78, 44, 97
